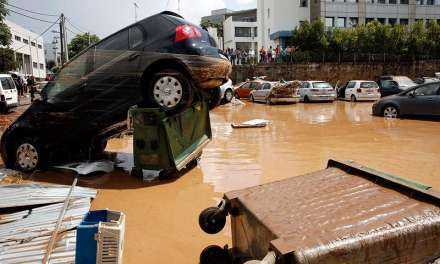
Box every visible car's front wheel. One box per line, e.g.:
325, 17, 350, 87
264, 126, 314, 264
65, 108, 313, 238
351, 94, 357, 102
148, 69, 193, 113
383, 105, 399, 118
14, 139, 43, 172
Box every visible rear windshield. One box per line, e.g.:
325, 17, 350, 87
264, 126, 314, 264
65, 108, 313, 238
393, 76, 416, 88
360, 82, 378, 88
312, 82, 332, 89
0, 77, 14, 90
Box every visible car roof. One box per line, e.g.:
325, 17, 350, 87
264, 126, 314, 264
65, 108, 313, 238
0, 74, 12, 78
349, 80, 376, 82
305, 80, 327, 83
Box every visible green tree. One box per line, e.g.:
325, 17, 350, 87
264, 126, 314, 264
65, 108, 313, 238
407, 21, 426, 61
68, 33, 100, 58
425, 21, 440, 58
0, 0, 15, 72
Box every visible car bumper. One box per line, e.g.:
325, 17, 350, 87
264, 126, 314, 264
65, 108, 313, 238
308, 95, 336, 101
185, 56, 232, 90
271, 97, 300, 104
355, 94, 381, 101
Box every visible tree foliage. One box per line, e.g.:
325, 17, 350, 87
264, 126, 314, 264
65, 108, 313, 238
68, 33, 100, 58
290, 19, 440, 62
0, 0, 14, 72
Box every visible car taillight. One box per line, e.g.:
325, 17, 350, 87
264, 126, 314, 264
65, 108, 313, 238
357, 88, 362, 93
175, 24, 202, 42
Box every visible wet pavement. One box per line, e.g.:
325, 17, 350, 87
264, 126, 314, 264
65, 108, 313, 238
1, 101, 440, 263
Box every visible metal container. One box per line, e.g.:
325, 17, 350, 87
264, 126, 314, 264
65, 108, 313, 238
199, 160, 440, 264
130, 100, 211, 178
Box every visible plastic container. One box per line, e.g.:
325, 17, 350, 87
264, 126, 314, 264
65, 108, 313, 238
76, 210, 126, 264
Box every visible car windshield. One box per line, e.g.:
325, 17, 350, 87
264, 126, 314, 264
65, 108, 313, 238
312, 82, 332, 89
393, 76, 416, 89
360, 82, 378, 88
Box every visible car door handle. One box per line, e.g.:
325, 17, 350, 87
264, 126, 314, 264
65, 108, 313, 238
128, 53, 140, 61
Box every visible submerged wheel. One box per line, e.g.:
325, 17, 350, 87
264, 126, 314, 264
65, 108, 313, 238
351, 95, 357, 102
200, 245, 232, 264
148, 69, 193, 113
304, 95, 310, 103
383, 105, 399, 118
199, 207, 227, 234
14, 139, 42, 172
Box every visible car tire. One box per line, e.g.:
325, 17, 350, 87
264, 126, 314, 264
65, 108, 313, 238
250, 94, 255, 102
223, 89, 233, 103
147, 69, 193, 114
90, 139, 108, 158
383, 105, 399, 118
351, 95, 357, 102
234, 92, 240, 99
14, 138, 44, 172
205, 87, 222, 110
304, 95, 310, 103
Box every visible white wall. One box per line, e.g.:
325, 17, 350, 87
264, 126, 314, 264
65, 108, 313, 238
223, 16, 258, 50
6, 20, 46, 79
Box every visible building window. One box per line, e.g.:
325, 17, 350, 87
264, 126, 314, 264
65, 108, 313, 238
378, 0, 385, 3
33, 62, 38, 68
400, 0, 408, 4
235, 27, 252, 37
400, 18, 409, 25
40, 63, 44, 69
416, 0, 424, 4
37, 44, 42, 49
366, 18, 375, 24
253, 27, 258, 37
336, 17, 346, 28
23, 39, 29, 44
31, 42, 36, 47
14, 35, 21, 41
268, 28, 270, 37
348, 17, 358, 27
426, 0, 434, 4
389, 0, 397, 3
389, 18, 397, 25
300, 0, 308, 6
325, 17, 334, 27
267, 8, 270, 19
377, 18, 386, 24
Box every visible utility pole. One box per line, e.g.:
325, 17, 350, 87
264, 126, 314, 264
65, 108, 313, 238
134, 2, 139, 22
59, 13, 65, 65
178, 0, 181, 13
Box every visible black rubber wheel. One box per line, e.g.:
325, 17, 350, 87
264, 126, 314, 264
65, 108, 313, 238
234, 92, 240, 99
351, 94, 357, 102
90, 139, 108, 158
199, 207, 227, 234
147, 69, 193, 114
206, 87, 222, 110
304, 95, 310, 103
13, 138, 44, 172
200, 245, 232, 264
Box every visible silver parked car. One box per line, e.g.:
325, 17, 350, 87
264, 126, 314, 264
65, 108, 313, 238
249, 81, 300, 104
299, 81, 336, 102
219, 79, 234, 104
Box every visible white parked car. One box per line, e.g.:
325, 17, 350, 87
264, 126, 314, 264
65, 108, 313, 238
344, 80, 381, 102
0, 74, 18, 113
250, 81, 300, 104
219, 79, 234, 104
299, 81, 336, 102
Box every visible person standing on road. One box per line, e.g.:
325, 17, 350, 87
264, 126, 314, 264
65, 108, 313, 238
27, 76, 36, 102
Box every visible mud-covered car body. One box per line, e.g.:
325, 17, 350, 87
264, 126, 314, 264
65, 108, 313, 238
0, 11, 230, 170
250, 81, 300, 104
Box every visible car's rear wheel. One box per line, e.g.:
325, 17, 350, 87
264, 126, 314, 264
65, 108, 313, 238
351, 94, 357, 102
383, 105, 399, 118
14, 139, 43, 172
224, 89, 233, 103
148, 69, 193, 113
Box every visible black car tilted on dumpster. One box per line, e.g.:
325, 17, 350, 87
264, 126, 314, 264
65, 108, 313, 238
0, 11, 231, 172
372, 81, 440, 118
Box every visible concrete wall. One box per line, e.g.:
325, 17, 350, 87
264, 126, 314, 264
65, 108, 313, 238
231, 61, 440, 85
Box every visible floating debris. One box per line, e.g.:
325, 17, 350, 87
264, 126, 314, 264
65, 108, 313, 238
0, 169, 24, 185
231, 119, 270, 129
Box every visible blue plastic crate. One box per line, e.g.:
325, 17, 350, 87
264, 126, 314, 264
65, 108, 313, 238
76, 210, 125, 264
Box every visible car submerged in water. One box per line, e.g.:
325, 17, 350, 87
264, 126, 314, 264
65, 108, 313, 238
1, 11, 231, 172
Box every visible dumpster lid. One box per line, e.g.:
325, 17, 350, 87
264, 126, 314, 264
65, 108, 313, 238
225, 159, 440, 257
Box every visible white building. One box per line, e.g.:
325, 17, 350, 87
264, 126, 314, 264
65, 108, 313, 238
202, 9, 258, 52
257, 0, 440, 50
6, 20, 46, 79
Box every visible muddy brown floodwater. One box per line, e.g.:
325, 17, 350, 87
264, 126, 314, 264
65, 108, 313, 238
5, 101, 440, 263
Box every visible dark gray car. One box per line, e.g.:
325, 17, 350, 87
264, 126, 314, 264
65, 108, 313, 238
372, 82, 440, 118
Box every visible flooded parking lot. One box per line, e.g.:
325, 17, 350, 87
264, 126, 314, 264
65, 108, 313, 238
2, 101, 440, 263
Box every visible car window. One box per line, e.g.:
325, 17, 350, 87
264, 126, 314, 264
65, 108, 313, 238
1, 77, 13, 90
7, 78, 16, 90
347, 82, 356, 89
360, 82, 378, 88
241, 83, 251, 89
414, 84, 439, 96
129, 26, 144, 49
250, 82, 259, 90
301, 82, 310, 89
262, 83, 271, 90
312, 82, 332, 89
381, 80, 398, 90
95, 29, 129, 70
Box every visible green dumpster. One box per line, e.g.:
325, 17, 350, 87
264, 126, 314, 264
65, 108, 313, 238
130, 100, 211, 178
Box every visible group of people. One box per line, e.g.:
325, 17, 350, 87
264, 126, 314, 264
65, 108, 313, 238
11, 74, 38, 102
259, 45, 298, 64
223, 45, 298, 66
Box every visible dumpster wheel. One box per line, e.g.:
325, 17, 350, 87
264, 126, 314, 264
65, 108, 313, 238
200, 245, 232, 264
199, 207, 227, 234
